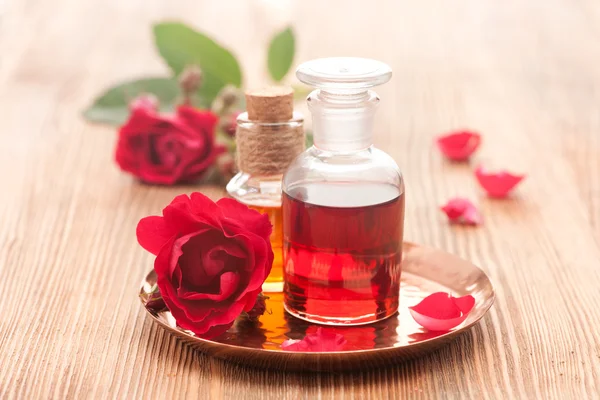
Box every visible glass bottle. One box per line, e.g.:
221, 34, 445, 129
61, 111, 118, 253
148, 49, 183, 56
282, 58, 405, 325
227, 87, 304, 293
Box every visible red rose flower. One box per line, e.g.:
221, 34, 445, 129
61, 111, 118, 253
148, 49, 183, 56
115, 98, 225, 184
136, 193, 274, 338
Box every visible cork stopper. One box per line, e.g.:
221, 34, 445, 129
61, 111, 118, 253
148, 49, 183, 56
245, 86, 294, 122
236, 86, 304, 176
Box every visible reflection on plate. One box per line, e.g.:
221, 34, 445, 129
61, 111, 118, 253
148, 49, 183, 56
140, 242, 494, 372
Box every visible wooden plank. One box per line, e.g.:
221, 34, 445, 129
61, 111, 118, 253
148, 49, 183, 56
0, 0, 599, 398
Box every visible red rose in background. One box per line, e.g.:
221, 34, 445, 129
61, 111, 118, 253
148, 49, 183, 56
115, 98, 225, 184
137, 193, 274, 338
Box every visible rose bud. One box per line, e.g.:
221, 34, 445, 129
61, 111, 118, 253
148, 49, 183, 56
178, 65, 203, 97
212, 85, 242, 116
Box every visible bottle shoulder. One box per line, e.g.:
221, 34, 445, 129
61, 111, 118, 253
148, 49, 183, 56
283, 146, 404, 191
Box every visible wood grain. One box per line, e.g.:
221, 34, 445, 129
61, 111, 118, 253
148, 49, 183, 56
1, 0, 599, 398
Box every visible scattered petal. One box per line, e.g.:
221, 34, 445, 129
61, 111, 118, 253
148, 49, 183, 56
475, 165, 525, 198
409, 292, 475, 331
436, 130, 481, 161
281, 328, 347, 352
441, 198, 482, 225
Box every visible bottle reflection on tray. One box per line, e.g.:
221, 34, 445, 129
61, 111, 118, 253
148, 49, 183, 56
283, 307, 400, 351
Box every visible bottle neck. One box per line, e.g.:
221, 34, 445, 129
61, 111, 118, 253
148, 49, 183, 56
308, 89, 378, 152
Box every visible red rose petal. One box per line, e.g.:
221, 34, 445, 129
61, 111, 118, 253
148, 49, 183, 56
475, 165, 525, 198
136, 215, 174, 256
281, 328, 347, 352
162, 193, 223, 233
436, 130, 481, 161
188, 192, 226, 227
409, 292, 475, 332
231, 234, 270, 292
179, 272, 241, 302
176, 106, 226, 176
461, 205, 482, 225
174, 232, 213, 280
177, 106, 218, 137
441, 198, 482, 225
191, 322, 233, 339
217, 198, 273, 240
453, 294, 476, 314
178, 295, 247, 334
216, 198, 274, 287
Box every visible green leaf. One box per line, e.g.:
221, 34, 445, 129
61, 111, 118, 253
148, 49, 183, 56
83, 77, 180, 126
198, 70, 228, 106
267, 27, 295, 82
305, 130, 314, 148
153, 22, 242, 103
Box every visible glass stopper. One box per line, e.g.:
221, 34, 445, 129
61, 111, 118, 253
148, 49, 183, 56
296, 57, 392, 91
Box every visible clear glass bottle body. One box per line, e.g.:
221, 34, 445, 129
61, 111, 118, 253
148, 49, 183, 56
282, 147, 405, 325
227, 112, 303, 293
282, 59, 405, 325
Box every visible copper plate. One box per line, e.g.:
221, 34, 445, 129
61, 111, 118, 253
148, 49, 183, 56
139, 242, 495, 372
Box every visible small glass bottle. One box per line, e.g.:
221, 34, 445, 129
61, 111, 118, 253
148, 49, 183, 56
227, 87, 304, 293
282, 58, 405, 325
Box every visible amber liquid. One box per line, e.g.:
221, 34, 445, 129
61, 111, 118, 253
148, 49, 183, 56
283, 182, 405, 325
248, 205, 284, 292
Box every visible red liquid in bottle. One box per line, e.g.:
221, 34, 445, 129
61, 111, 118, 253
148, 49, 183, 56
283, 182, 405, 325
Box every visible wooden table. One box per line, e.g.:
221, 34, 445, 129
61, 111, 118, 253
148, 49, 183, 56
1, 0, 599, 398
